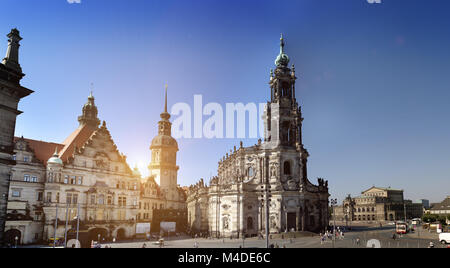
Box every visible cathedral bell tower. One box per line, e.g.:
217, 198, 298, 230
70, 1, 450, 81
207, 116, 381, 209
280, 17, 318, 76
149, 85, 179, 203
262, 35, 309, 181
263, 34, 303, 149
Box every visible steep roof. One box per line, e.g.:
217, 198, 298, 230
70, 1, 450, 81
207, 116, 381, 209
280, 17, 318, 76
59, 124, 96, 163
14, 137, 65, 165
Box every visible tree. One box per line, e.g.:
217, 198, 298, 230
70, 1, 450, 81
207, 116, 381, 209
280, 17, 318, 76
422, 214, 437, 223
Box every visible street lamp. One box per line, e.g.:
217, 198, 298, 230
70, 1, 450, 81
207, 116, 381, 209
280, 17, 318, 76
330, 198, 338, 248
14, 236, 18, 248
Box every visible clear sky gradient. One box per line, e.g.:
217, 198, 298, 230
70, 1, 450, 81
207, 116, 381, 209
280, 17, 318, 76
2, 0, 450, 203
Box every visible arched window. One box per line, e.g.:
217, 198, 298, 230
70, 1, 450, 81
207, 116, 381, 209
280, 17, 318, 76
283, 161, 291, 175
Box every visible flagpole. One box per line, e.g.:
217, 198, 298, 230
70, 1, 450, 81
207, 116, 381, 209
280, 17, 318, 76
53, 204, 58, 248
64, 203, 69, 248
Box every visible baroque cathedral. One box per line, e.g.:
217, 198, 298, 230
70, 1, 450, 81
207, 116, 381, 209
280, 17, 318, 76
186, 36, 330, 237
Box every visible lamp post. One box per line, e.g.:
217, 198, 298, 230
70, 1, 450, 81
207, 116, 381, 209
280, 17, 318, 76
330, 198, 338, 248
14, 236, 18, 248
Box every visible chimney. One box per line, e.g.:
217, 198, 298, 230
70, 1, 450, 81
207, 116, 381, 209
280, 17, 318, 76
2, 28, 23, 73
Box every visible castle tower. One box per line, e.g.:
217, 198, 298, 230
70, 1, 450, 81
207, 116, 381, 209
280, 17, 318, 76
148, 85, 179, 204
78, 92, 100, 130
0, 29, 33, 246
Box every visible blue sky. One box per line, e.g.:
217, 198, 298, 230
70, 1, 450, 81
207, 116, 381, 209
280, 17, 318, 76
2, 0, 450, 203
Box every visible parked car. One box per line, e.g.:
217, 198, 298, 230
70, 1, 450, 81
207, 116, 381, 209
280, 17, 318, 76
439, 233, 450, 245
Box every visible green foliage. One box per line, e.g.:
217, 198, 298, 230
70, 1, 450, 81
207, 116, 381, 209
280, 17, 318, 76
422, 214, 437, 223
423, 214, 449, 225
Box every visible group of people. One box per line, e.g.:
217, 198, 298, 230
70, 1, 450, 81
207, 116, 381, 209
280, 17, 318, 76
320, 227, 345, 245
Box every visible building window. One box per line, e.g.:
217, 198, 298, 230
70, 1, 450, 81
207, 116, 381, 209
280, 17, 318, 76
78, 177, 83, 185
12, 155, 16, 160
31, 176, 38, 183
73, 194, 78, 204
107, 196, 112, 205
56, 193, 60, 203
70, 176, 76, 185
64, 176, 69, 184
37, 192, 43, 202
23, 156, 29, 162
12, 189, 21, 198
24, 175, 31, 182
48, 173, 54, 183
118, 197, 126, 207
98, 194, 104, 205
67, 193, 72, 204
47, 192, 52, 203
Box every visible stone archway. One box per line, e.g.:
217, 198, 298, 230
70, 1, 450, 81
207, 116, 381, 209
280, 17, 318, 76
287, 213, 296, 231
116, 228, 126, 241
5, 229, 21, 246
88, 228, 109, 243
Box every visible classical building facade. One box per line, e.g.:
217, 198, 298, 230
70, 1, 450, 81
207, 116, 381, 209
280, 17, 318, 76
0, 28, 33, 246
187, 36, 330, 238
5, 94, 142, 245
429, 196, 450, 218
334, 187, 423, 223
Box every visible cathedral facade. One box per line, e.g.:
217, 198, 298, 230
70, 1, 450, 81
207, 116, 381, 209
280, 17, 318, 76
187, 36, 330, 238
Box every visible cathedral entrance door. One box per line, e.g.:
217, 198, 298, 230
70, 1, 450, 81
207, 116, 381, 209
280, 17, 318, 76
287, 213, 297, 231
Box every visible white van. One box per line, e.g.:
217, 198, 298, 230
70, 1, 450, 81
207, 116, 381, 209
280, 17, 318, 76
439, 233, 450, 244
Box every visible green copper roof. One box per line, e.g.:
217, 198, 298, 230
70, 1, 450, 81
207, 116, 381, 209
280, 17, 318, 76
275, 34, 290, 67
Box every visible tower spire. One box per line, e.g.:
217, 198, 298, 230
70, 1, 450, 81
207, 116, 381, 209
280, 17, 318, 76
2, 28, 23, 73
164, 84, 168, 113
160, 84, 171, 121
280, 33, 285, 54
275, 33, 290, 67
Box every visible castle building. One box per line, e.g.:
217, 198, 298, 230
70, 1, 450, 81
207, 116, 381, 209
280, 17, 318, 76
0, 29, 33, 246
5, 94, 141, 245
186, 36, 330, 238
334, 187, 424, 224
